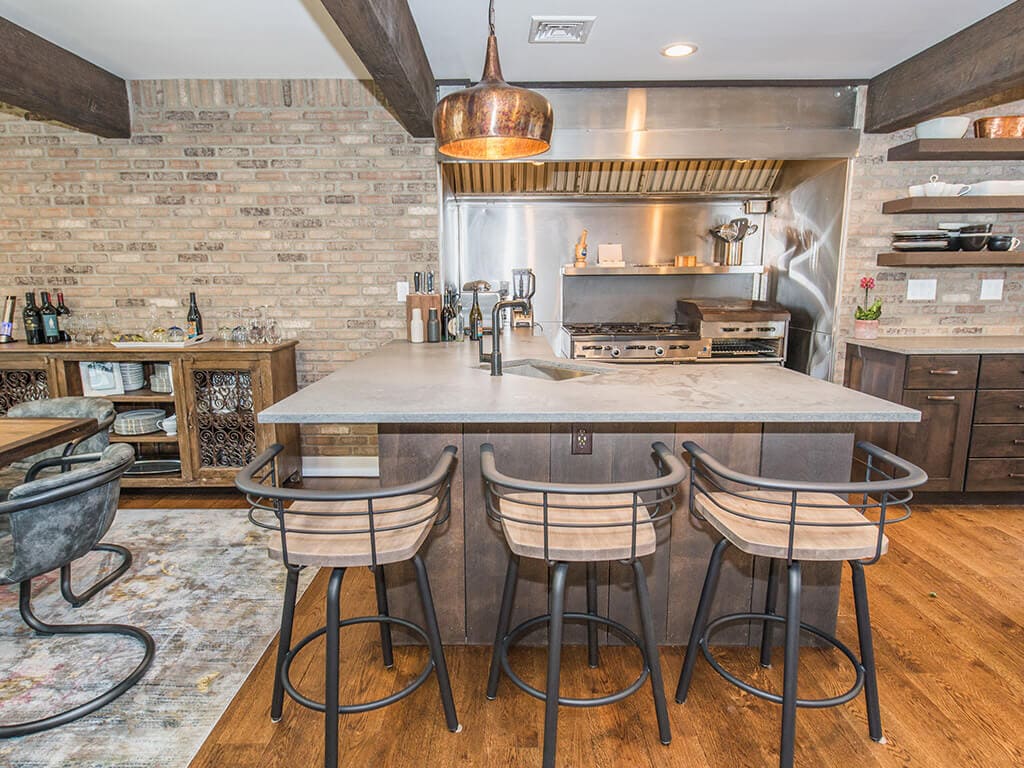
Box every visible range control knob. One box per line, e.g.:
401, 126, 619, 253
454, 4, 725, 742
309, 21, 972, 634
654, 346, 666, 357
610, 347, 621, 358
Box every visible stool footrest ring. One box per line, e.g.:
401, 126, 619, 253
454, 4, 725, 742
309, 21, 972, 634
699, 612, 865, 709
499, 612, 649, 708
282, 614, 433, 714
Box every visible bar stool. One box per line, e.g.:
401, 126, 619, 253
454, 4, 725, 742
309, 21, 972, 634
481, 441, 685, 768
673, 440, 927, 768
236, 443, 461, 768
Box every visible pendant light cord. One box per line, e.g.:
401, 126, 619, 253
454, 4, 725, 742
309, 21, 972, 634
488, 0, 495, 36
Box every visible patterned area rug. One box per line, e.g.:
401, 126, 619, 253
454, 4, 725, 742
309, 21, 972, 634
0, 508, 308, 768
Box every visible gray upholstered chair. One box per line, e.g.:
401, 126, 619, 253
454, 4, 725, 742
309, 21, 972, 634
0, 444, 154, 738
2, 397, 126, 606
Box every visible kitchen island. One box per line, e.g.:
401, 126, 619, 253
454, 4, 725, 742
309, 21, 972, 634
261, 330, 918, 646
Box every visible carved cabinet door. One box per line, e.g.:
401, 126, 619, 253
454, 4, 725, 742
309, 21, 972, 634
181, 356, 272, 484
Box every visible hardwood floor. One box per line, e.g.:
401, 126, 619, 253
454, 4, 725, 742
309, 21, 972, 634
125, 489, 1023, 767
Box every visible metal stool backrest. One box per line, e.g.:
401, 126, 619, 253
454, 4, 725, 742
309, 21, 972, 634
684, 440, 928, 565
7, 397, 116, 470
235, 443, 458, 569
0, 444, 135, 585
480, 441, 685, 562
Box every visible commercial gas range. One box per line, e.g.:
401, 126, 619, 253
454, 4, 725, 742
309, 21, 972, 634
564, 300, 790, 364
564, 323, 712, 362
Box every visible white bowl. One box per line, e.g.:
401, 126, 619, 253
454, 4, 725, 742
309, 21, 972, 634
965, 180, 1024, 196
914, 116, 971, 140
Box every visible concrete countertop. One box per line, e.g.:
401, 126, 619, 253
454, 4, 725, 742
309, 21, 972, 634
261, 330, 919, 424
847, 336, 1024, 355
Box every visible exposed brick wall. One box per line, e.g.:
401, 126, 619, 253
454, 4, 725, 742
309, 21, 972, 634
838, 98, 1024, 378
0, 79, 439, 457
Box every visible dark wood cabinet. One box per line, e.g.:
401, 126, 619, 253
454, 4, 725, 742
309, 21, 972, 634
845, 343, 1024, 498
897, 389, 974, 492
0, 342, 300, 488
903, 355, 979, 390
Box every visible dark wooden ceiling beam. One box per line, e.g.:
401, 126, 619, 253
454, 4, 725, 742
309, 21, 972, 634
866, 2, 1024, 134
318, 0, 435, 138
0, 17, 130, 138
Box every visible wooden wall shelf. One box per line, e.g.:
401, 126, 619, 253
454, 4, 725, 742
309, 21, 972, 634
877, 251, 1024, 268
881, 196, 1024, 214
887, 138, 1024, 162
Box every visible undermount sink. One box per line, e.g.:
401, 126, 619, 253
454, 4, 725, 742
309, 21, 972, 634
500, 360, 602, 382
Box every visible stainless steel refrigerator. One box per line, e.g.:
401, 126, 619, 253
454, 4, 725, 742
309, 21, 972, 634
762, 159, 850, 381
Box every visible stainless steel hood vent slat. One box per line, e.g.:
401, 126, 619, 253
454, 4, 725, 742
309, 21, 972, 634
443, 159, 784, 197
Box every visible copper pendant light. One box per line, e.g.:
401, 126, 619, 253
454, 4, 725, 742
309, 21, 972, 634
433, 0, 553, 160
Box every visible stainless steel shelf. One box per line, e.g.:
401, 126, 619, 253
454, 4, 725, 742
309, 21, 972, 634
561, 265, 765, 276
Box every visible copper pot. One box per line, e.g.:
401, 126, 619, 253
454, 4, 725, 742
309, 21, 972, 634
974, 116, 1024, 138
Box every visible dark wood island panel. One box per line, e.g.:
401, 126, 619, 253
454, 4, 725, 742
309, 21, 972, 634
377, 421, 855, 647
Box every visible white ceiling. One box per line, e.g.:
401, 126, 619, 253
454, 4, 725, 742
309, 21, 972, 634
0, 0, 1012, 81
0, 0, 368, 79
408, 0, 1013, 81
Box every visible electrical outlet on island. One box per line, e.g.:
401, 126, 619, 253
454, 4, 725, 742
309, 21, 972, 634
571, 423, 593, 455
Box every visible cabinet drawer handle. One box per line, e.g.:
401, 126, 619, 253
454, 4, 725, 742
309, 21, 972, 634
929, 369, 960, 375
1009, 473, 1024, 479
1013, 439, 1024, 445
1017, 405, 1024, 410
926, 395, 956, 401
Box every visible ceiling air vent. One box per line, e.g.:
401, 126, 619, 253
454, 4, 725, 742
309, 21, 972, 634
528, 16, 596, 44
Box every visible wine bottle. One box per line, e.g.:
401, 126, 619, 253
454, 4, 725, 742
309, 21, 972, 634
441, 291, 456, 342
22, 292, 44, 345
39, 291, 61, 344
56, 291, 71, 342
187, 292, 203, 338
469, 289, 483, 341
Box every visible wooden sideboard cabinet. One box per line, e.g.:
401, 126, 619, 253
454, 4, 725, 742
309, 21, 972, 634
0, 341, 300, 488
845, 343, 1024, 496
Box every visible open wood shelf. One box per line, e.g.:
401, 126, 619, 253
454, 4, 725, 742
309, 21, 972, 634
877, 251, 1024, 268
881, 196, 1024, 214
887, 138, 1024, 162
105, 388, 175, 402
109, 433, 179, 444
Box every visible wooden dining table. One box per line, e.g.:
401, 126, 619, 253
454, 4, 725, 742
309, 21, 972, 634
0, 417, 100, 466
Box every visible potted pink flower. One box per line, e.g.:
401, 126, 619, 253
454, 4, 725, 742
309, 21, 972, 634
854, 276, 882, 339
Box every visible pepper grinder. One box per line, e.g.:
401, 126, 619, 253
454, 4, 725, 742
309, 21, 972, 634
0, 295, 16, 343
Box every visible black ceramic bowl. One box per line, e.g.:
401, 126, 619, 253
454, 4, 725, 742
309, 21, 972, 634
960, 233, 991, 251
959, 223, 993, 234
987, 235, 1019, 252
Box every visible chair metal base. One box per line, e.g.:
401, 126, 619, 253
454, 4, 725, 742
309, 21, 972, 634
272, 557, 460, 768
675, 539, 887, 768
61, 543, 132, 607
488, 557, 671, 768
699, 612, 865, 708
497, 611, 650, 707
0, 579, 155, 739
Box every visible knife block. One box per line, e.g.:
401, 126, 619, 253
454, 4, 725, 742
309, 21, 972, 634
406, 294, 442, 340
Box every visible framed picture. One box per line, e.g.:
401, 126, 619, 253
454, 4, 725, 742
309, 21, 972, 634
80, 361, 125, 397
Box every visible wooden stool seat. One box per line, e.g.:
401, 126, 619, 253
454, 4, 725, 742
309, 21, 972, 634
267, 494, 439, 568
500, 492, 657, 562
695, 490, 888, 562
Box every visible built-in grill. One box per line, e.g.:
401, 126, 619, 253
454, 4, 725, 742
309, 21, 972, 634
565, 323, 712, 363
675, 299, 790, 363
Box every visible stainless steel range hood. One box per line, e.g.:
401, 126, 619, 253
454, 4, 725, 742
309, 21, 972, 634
437, 84, 861, 197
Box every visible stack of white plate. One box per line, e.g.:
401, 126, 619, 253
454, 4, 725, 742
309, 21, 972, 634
119, 363, 145, 391
113, 408, 166, 435
150, 363, 173, 393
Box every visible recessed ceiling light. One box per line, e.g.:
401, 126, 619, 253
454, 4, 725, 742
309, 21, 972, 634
661, 42, 698, 58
